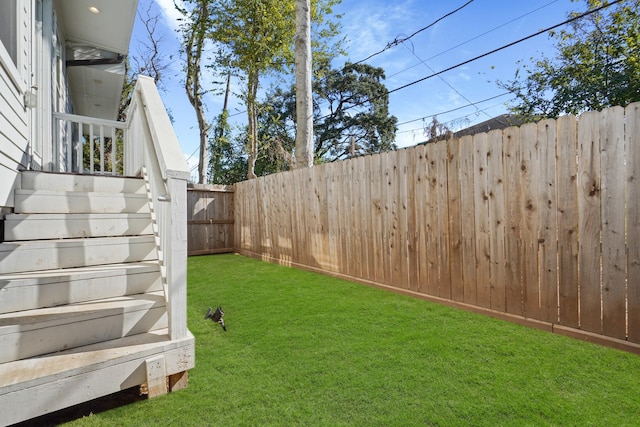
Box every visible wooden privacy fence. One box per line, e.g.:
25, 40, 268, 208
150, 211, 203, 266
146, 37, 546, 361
187, 184, 234, 256
234, 103, 640, 353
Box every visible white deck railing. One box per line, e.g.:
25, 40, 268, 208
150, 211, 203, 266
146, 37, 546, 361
52, 112, 127, 174
53, 75, 190, 340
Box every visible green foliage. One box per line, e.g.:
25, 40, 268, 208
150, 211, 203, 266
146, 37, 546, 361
314, 63, 398, 160
206, 0, 343, 179
81, 133, 124, 175
252, 62, 398, 173
500, 0, 640, 119
67, 254, 640, 426
208, 110, 247, 184
176, 0, 215, 184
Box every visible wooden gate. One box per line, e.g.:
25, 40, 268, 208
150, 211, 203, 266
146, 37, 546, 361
187, 184, 234, 256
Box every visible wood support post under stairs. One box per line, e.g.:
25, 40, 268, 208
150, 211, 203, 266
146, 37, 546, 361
145, 355, 168, 398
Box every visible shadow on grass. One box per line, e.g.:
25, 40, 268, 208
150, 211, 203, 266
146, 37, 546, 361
10, 387, 146, 427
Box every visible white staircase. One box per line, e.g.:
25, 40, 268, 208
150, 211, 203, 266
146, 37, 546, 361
0, 171, 194, 425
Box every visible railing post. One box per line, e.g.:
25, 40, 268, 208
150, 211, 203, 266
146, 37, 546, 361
167, 175, 188, 340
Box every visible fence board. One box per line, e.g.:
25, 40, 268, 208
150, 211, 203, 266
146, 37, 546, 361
425, 144, 441, 296
317, 165, 331, 270
354, 156, 369, 280
519, 122, 540, 319
556, 115, 579, 328
627, 102, 640, 343
396, 150, 410, 289
578, 110, 603, 334
487, 130, 506, 312
363, 156, 376, 283
414, 145, 430, 294
434, 141, 451, 299
388, 154, 401, 286
473, 132, 491, 309
326, 161, 339, 272
600, 106, 626, 339
406, 149, 419, 292
370, 153, 385, 283
458, 136, 477, 304
381, 153, 393, 284
447, 138, 464, 302
537, 119, 559, 323
343, 160, 354, 276
503, 125, 523, 316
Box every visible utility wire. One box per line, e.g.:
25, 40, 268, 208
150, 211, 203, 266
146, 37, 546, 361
387, 0, 560, 80
317, 0, 622, 122
353, 0, 475, 65
397, 99, 512, 134
396, 92, 512, 127
387, 0, 622, 97
400, 40, 493, 121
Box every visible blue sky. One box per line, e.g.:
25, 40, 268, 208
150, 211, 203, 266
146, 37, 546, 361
135, 0, 581, 178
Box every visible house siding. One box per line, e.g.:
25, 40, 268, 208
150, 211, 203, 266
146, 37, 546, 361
0, 1, 31, 209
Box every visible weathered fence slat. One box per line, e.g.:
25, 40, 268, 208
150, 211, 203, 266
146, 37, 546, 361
447, 138, 464, 302
473, 132, 492, 309
487, 129, 506, 312
414, 145, 430, 294
538, 119, 559, 324
600, 106, 626, 339
520, 122, 541, 320
503, 125, 523, 316
627, 103, 640, 344
578, 110, 603, 334
458, 136, 477, 305
556, 115, 579, 328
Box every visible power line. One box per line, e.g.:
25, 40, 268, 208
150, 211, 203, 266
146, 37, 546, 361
396, 92, 512, 127
353, 0, 475, 65
387, 0, 622, 97
400, 40, 493, 121
317, 0, 622, 122
387, 0, 561, 80
397, 99, 512, 135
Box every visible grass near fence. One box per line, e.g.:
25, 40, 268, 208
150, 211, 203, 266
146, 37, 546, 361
68, 254, 640, 426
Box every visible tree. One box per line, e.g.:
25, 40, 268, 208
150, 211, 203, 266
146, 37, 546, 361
255, 62, 397, 170
106, 0, 171, 174
120, 0, 171, 120
208, 110, 248, 184
208, 0, 342, 179
500, 0, 640, 119
422, 117, 453, 144
313, 63, 397, 161
295, 0, 313, 169
175, 0, 214, 184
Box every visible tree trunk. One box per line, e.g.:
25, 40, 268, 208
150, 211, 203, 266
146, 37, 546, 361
184, 0, 210, 184
294, 0, 313, 168
246, 71, 259, 180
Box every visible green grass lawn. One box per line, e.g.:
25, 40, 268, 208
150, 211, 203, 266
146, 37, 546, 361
68, 254, 640, 426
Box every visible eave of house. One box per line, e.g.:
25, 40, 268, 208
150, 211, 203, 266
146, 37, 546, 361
58, 0, 139, 120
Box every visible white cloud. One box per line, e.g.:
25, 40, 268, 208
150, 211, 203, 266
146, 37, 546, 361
154, 0, 184, 31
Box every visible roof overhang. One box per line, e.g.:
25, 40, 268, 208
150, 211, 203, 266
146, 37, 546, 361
58, 0, 139, 120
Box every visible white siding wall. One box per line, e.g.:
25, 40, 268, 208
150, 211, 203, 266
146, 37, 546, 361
0, 1, 31, 208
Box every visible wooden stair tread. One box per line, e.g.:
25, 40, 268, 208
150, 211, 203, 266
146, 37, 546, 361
5, 212, 152, 220
0, 329, 194, 395
0, 261, 160, 283
0, 291, 166, 330
0, 234, 155, 249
